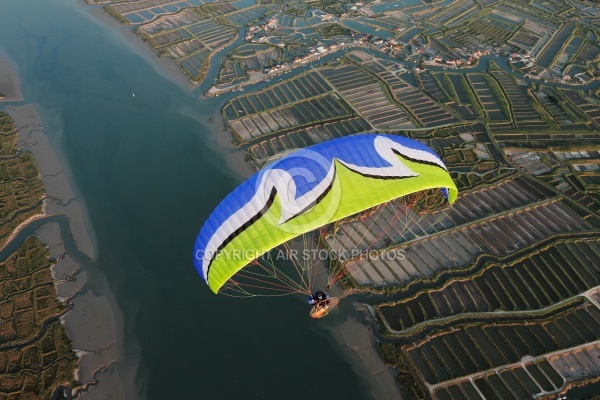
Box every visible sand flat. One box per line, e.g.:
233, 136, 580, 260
0, 56, 22, 102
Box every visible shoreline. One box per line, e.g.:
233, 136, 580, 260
326, 303, 405, 400
0, 210, 46, 252
83, 1, 198, 93
4, 102, 130, 399
212, 108, 257, 179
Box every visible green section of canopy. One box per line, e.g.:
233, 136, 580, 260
208, 156, 457, 293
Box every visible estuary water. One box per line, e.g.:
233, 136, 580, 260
0, 0, 374, 398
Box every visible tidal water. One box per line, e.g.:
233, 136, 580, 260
0, 0, 373, 398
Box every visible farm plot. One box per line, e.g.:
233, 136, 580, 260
332, 175, 585, 288
378, 237, 600, 331
536, 24, 576, 69
224, 70, 333, 119
222, 5, 276, 27
504, 149, 553, 176
492, 131, 600, 150
413, 125, 502, 191
147, 28, 192, 48
364, 65, 458, 127
434, 362, 564, 400
0, 237, 78, 399
466, 73, 508, 122
356, 16, 397, 32
195, 2, 238, 18
137, 2, 239, 36
218, 44, 280, 86
553, 149, 600, 162
228, 94, 351, 142
492, 3, 558, 31
550, 342, 600, 382
397, 27, 425, 43
428, 0, 478, 28
509, 27, 544, 53
414, 123, 505, 181
558, 88, 600, 129
339, 19, 393, 40
431, 73, 481, 120
344, 197, 596, 287
179, 49, 222, 81
275, 13, 309, 28
0, 119, 46, 248
138, 8, 203, 35
247, 117, 370, 165
224, 71, 354, 142
576, 169, 600, 188
556, 47, 581, 73
530, 0, 564, 14
427, 37, 457, 61
378, 15, 411, 29
106, 0, 201, 24
534, 87, 576, 126
418, 123, 490, 148
404, 302, 600, 385
489, 69, 548, 130
449, 166, 512, 193
138, 3, 253, 82
318, 64, 415, 130
218, 60, 248, 85
574, 41, 600, 66
438, 140, 492, 168
186, 19, 237, 49
137, 9, 238, 82
447, 15, 518, 50
419, 71, 450, 103
323, 174, 539, 261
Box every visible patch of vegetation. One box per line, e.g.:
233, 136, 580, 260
0, 113, 45, 248
319, 0, 345, 14
104, 6, 129, 25
319, 24, 352, 38
283, 3, 308, 16
482, 73, 511, 122
377, 342, 427, 400
0, 236, 77, 399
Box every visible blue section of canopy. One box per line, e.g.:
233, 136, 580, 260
263, 134, 438, 197
193, 134, 440, 282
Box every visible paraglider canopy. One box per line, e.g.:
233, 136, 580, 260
193, 134, 457, 294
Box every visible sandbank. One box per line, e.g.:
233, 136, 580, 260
211, 109, 256, 179
6, 103, 95, 258
325, 303, 405, 400
0, 55, 22, 102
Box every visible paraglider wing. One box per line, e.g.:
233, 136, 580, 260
194, 134, 458, 293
